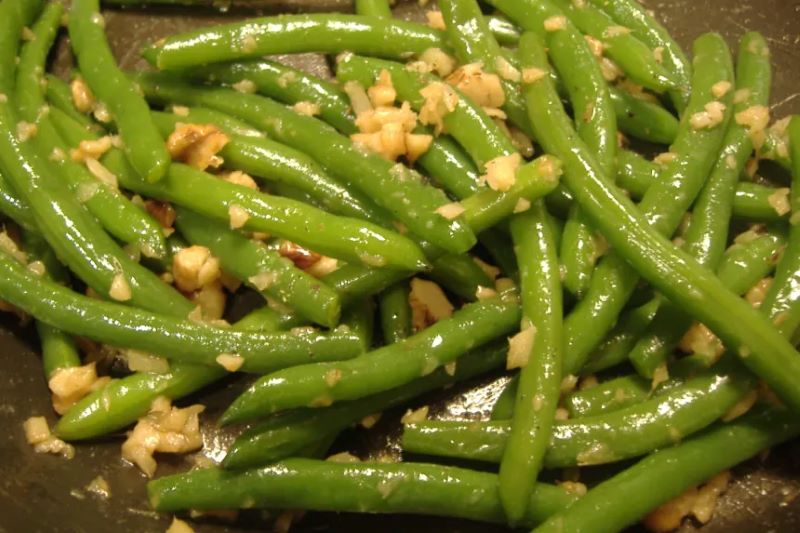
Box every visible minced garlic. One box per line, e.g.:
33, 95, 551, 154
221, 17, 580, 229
409, 278, 453, 332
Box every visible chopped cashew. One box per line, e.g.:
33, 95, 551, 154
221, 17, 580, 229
24, 416, 75, 459
172, 245, 221, 293
419, 48, 457, 77
419, 81, 459, 135
70, 76, 96, 113
480, 153, 522, 192
446, 63, 505, 110
507, 325, 536, 370
690, 101, 727, 130
121, 397, 205, 477
409, 278, 454, 332
48, 363, 110, 414
166, 123, 229, 171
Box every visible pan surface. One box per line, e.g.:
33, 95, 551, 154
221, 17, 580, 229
1, 1, 799, 531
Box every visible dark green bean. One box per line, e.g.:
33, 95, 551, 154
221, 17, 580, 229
560, 205, 600, 297
0, 170, 34, 230
716, 230, 786, 296
379, 282, 411, 344
147, 458, 578, 527
532, 408, 800, 533
608, 86, 679, 145
44, 74, 99, 131
221, 292, 520, 425
143, 14, 446, 70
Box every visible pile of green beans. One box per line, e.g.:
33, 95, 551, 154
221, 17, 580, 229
2, 1, 799, 531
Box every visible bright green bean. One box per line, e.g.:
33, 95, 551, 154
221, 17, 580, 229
560, 205, 600, 297
487, 15, 521, 46
0, 170, 34, 230
379, 282, 411, 344
609, 86, 679, 145
518, 30, 800, 412
174, 207, 341, 327
143, 14, 446, 70
532, 408, 800, 533
70, 0, 170, 182
147, 458, 578, 527
44, 74, 99, 131
355, 0, 392, 18
500, 204, 562, 524
716, 229, 786, 296
221, 292, 520, 425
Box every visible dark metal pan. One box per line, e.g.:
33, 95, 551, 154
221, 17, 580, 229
1, 1, 799, 531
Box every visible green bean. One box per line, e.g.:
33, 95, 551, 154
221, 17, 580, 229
533, 31, 734, 374
426, 256, 493, 301
0, 0, 190, 316
224, 340, 508, 469
136, 73, 477, 255
552, 0, 676, 92
486, 15, 521, 46
716, 230, 786, 296
617, 149, 791, 221
581, 298, 661, 374
609, 86, 679, 145
519, 30, 800, 412
0, 170, 34, 230
0, 0, 42, 91
0, 249, 363, 373
190, 61, 357, 134
55, 305, 283, 441
221, 292, 520, 425
760, 116, 800, 339
532, 408, 800, 533
379, 282, 411, 344
44, 74, 99, 132
143, 14, 446, 70
355, 0, 392, 18
69, 0, 170, 182
336, 54, 517, 168
630, 32, 773, 377
488, 0, 617, 176
417, 134, 482, 199
489, 375, 517, 421
588, 0, 692, 113
174, 207, 341, 328
150, 108, 385, 226
341, 298, 376, 352
22, 231, 82, 379
560, 205, 600, 297
565, 375, 650, 419
758, 118, 792, 170
499, 204, 562, 524
147, 458, 578, 526
16, 3, 169, 260
402, 361, 754, 467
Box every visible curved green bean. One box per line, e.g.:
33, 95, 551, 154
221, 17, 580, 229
70, 0, 170, 182
587, 0, 692, 112
143, 14, 446, 70
519, 30, 800, 412
532, 408, 800, 533
221, 292, 520, 425
500, 204, 562, 524
0, 170, 34, 230
402, 362, 754, 467
0, 250, 362, 373
716, 229, 786, 296
147, 458, 578, 527
174, 207, 341, 327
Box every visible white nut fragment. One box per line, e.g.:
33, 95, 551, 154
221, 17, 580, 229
654, 152, 677, 165
584, 35, 605, 57
513, 197, 531, 213
480, 153, 522, 192
216, 353, 244, 372
166, 517, 196, 533
711, 80, 732, 99
745, 277, 773, 309
85, 475, 111, 499
644, 471, 731, 532
344, 80, 373, 115
409, 278, 453, 332
222, 170, 258, 190
228, 203, 250, 229
48, 363, 110, 415
401, 405, 430, 425
435, 202, 465, 220
419, 48, 457, 77
85, 158, 118, 189
543, 15, 567, 31
475, 285, 498, 301
124, 349, 170, 374
23, 416, 75, 459
495, 56, 522, 82
690, 101, 727, 130
190, 281, 226, 321
71, 136, 112, 163
292, 101, 321, 116
16, 121, 37, 142
735, 105, 770, 149
367, 69, 397, 108
248, 271, 277, 291
355, 102, 417, 134
506, 325, 536, 370
231, 78, 256, 94
522, 67, 547, 84
679, 322, 724, 364
425, 10, 446, 30
109, 272, 132, 302
70, 76, 96, 113
172, 245, 221, 293
602, 25, 631, 39
121, 397, 205, 477
166, 123, 229, 171
419, 81, 459, 135
446, 63, 505, 110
